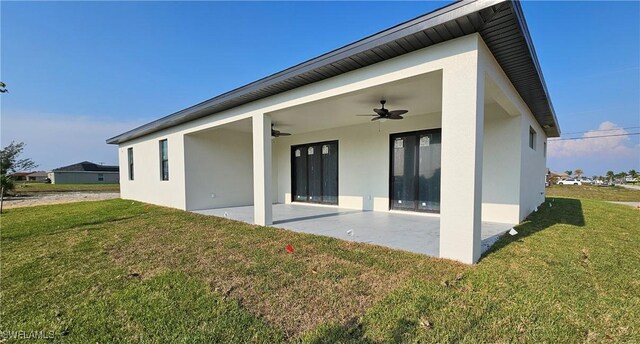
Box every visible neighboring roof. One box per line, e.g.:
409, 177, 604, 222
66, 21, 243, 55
52, 161, 119, 172
549, 170, 569, 177
107, 0, 560, 145
27, 172, 49, 177
9, 172, 31, 177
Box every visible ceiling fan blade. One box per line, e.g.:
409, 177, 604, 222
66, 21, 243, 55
356, 114, 378, 116
388, 115, 404, 120
373, 108, 387, 116
371, 116, 381, 121
279, 132, 291, 136
388, 110, 408, 116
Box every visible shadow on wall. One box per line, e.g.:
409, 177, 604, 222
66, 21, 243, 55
480, 197, 585, 262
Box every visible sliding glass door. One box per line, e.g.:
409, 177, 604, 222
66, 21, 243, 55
292, 141, 338, 205
390, 129, 441, 213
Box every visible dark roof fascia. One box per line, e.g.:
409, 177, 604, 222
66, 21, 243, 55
509, 0, 560, 135
107, 0, 558, 144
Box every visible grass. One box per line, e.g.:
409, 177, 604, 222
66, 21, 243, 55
1, 192, 639, 342
546, 184, 640, 202
13, 182, 120, 194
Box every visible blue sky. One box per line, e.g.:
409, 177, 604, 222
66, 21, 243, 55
1, 1, 638, 176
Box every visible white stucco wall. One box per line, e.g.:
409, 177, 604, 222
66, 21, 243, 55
481, 103, 522, 223
477, 37, 547, 223
519, 111, 547, 219
272, 113, 442, 212
117, 35, 477, 211
184, 128, 254, 211
118, 131, 186, 209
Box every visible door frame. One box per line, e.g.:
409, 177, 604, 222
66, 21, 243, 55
388, 128, 442, 213
290, 140, 339, 205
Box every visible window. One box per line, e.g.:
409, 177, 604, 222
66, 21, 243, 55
98, 173, 104, 182
159, 139, 169, 180
127, 147, 134, 180
529, 126, 537, 150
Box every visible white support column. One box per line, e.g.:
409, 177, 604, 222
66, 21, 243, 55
252, 113, 273, 226
439, 48, 485, 264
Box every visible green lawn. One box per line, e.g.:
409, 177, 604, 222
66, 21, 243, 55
546, 184, 640, 202
13, 182, 120, 194
1, 193, 639, 341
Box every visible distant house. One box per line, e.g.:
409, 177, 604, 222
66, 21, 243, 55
26, 171, 49, 182
48, 161, 119, 184
547, 170, 569, 184
9, 172, 30, 181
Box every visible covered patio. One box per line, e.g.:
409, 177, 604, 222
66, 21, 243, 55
193, 204, 513, 257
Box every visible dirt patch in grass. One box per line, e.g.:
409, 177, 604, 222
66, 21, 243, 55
109, 213, 463, 337
3, 192, 120, 209
13, 183, 120, 194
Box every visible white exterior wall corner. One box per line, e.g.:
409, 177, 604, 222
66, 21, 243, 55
439, 34, 484, 264
476, 36, 546, 222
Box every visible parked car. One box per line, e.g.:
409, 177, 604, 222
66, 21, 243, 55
578, 178, 594, 184
557, 178, 582, 185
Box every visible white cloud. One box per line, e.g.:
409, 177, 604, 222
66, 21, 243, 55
548, 121, 639, 158
1, 111, 146, 171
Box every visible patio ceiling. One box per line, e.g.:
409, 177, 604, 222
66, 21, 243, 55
206, 70, 510, 136
269, 72, 443, 135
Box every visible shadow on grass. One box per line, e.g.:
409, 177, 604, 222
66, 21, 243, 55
305, 316, 421, 343
480, 197, 585, 261
2, 214, 141, 241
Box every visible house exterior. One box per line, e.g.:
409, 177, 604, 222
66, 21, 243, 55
107, 0, 560, 264
546, 169, 569, 185
48, 161, 119, 184
26, 172, 48, 182
9, 172, 30, 181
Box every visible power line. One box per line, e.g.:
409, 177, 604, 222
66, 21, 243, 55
548, 132, 640, 141
560, 126, 640, 135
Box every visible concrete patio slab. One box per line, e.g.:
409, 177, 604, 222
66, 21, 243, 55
193, 203, 514, 257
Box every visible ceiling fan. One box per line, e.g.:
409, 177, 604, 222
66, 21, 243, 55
356, 100, 408, 121
271, 124, 291, 137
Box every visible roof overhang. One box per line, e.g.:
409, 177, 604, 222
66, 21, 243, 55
107, 0, 559, 144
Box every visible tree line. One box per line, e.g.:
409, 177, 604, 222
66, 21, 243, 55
563, 169, 638, 182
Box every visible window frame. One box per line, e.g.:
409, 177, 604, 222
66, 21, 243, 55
159, 139, 169, 181
529, 126, 537, 150
127, 147, 134, 181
